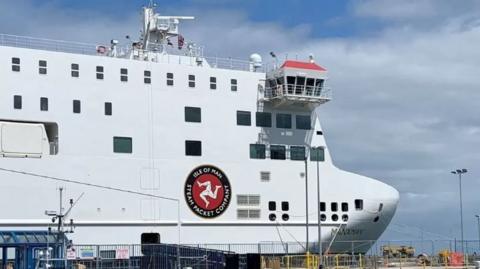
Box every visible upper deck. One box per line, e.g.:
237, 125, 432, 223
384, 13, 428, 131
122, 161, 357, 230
0, 33, 264, 73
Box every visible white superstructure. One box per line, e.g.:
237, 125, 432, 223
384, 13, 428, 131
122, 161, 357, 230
0, 6, 399, 253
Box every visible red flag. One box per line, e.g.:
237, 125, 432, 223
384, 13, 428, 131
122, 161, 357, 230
178, 34, 184, 50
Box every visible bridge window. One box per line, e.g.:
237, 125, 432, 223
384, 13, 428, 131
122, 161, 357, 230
105, 102, 112, 116
71, 63, 79, 77
276, 113, 292, 129
113, 136, 132, 153
255, 112, 272, 127
290, 146, 306, 161
231, 79, 238, 91
250, 144, 266, 159
120, 68, 128, 82
268, 201, 276, 211
310, 147, 325, 162
188, 75, 195, 88
73, 100, 81, 113
296, 115, 311, 130
167, 73, 174, 86
144, 70, 151, 84
40, 97, 48, 111
11, 57, 20, 72
210, 77, 217, 90
39, 60, 47, 74
355, 199, 363, 210
13, 95, 22, 109
281, 201, 289, 211
341, 202, 348, 212
236, 111, 251, 126
270, 145, 286, 160
331, 202, 338, 212
96, 66, 104, 80
185, 106, 201, 123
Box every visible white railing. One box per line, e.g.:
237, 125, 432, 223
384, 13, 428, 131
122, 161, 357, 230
0, 33, 265, 72
264, 84, 332, 102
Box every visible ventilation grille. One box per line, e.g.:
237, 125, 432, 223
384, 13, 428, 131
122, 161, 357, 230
237, 209, 261, 219
237, 195, 260, 206
260, 171, 270, 182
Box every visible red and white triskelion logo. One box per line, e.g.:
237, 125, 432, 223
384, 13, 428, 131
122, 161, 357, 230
184, 165, 231, 218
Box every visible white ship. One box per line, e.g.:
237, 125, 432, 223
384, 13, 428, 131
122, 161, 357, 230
0, 5, 399, 253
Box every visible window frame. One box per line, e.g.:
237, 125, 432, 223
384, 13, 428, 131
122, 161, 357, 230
188, 74, 196, 88
310, 147, 325, 162
73, 100, 81, 114
105, 102, 112, 116
296, 115, 312, 130
113, 136, 133, 153
276, 113, 292, 129
144, 70, 151, 84
355, 199, 364, 211
270, 145, 286, 160
13, 95, 22, 109
11, 57, 20, 72
39, 60, 47, 75
231, 79, 238, 91
71, 63, 79, 77
290, 146, 306, 161
268, 201, 276, 211
120, 68, 128, 82
96, 66, 104, 80
236, 110, 251, 126
209, 77, 217, 90
166, 73, 174, 86
40, 97, 48, 111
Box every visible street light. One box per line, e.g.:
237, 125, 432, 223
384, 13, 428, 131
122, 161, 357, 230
451, 168, 467, 254
475, 215, 480, 252
312, 146, 324, 269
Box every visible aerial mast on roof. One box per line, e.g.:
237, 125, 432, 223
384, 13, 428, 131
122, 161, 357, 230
141, 4, 194, 53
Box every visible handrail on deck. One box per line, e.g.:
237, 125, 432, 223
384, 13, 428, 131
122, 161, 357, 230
264, 84, 332, 101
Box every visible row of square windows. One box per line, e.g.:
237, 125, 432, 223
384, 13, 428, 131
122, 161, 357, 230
185, 107, 312, 130
250, 144, 325, 161
12, 95, 112, 115
10, 58, 238, 90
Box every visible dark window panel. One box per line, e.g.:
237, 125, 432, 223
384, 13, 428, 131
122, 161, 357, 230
310, 147, 325, 162
12, 57, 20, 64
355, 199, 364, 210
290, 146, 306, 161
249, 144, 266, 159
40, 97, 48, 111
276, 113, 292, 129
185, 140, 202, 156
320, 202, 326, 212
255, 112, 272, 127
113, 137, 132, 153
342, 202, 349, 212
73, 100, 81, 113
231, 79, 238, 91
331, 202, 338, 212
268, 201, 276, 211
281, 201, 289, 211
13, 95, 22, 109
296, 115, 312, 130
184, 106, 201, 123
236, 111, 251, 126
105, 102, 112, 116
270, 145, 286, 160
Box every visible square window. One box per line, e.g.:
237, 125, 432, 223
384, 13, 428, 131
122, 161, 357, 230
255, 112, 272, 127
281, 201, 289, 211
73, 100, 81, 113
39, 60, 47, 67
12, 65, 20, 72
105, 102, 112, 116
13, 95, 22, 109
113, 137, 132, 153
39, 68, 47, 75
270, 145, 286, 160
40, 97, 48, 111
236, 111, 251, 126
12, 57, 20, 64
341, 202, 348, 212
250, 144, 266, 159
268, 201, 276, 211
185, 106, 201, 123
185, 140, 202, 156
290, 146, 306, 161
231, 79, 238, 91
120, 68, 128, 75
310, 147, 325, 162
96, 66, 104, 72
296, 115, 312, 130
276, 113, 292, 129
96, 73, 104, 80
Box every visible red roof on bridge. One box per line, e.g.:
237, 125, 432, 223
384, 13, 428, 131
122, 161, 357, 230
281, 60, 326, 71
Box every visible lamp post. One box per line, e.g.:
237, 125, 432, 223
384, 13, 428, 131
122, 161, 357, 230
475, 215, 480, 252
451, 168, 467, 254
313, 146, 323, 269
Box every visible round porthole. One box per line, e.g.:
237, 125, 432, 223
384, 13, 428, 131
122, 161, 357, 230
373, 216, 380, 222
320, 214, 326, 222
342, 214, 348, 222
332, 214, 338, 221
282, 214, 290, 221
269, 213, 276, 221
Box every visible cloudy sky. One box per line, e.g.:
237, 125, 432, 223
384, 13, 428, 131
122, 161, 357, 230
1, 0, 480, 245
